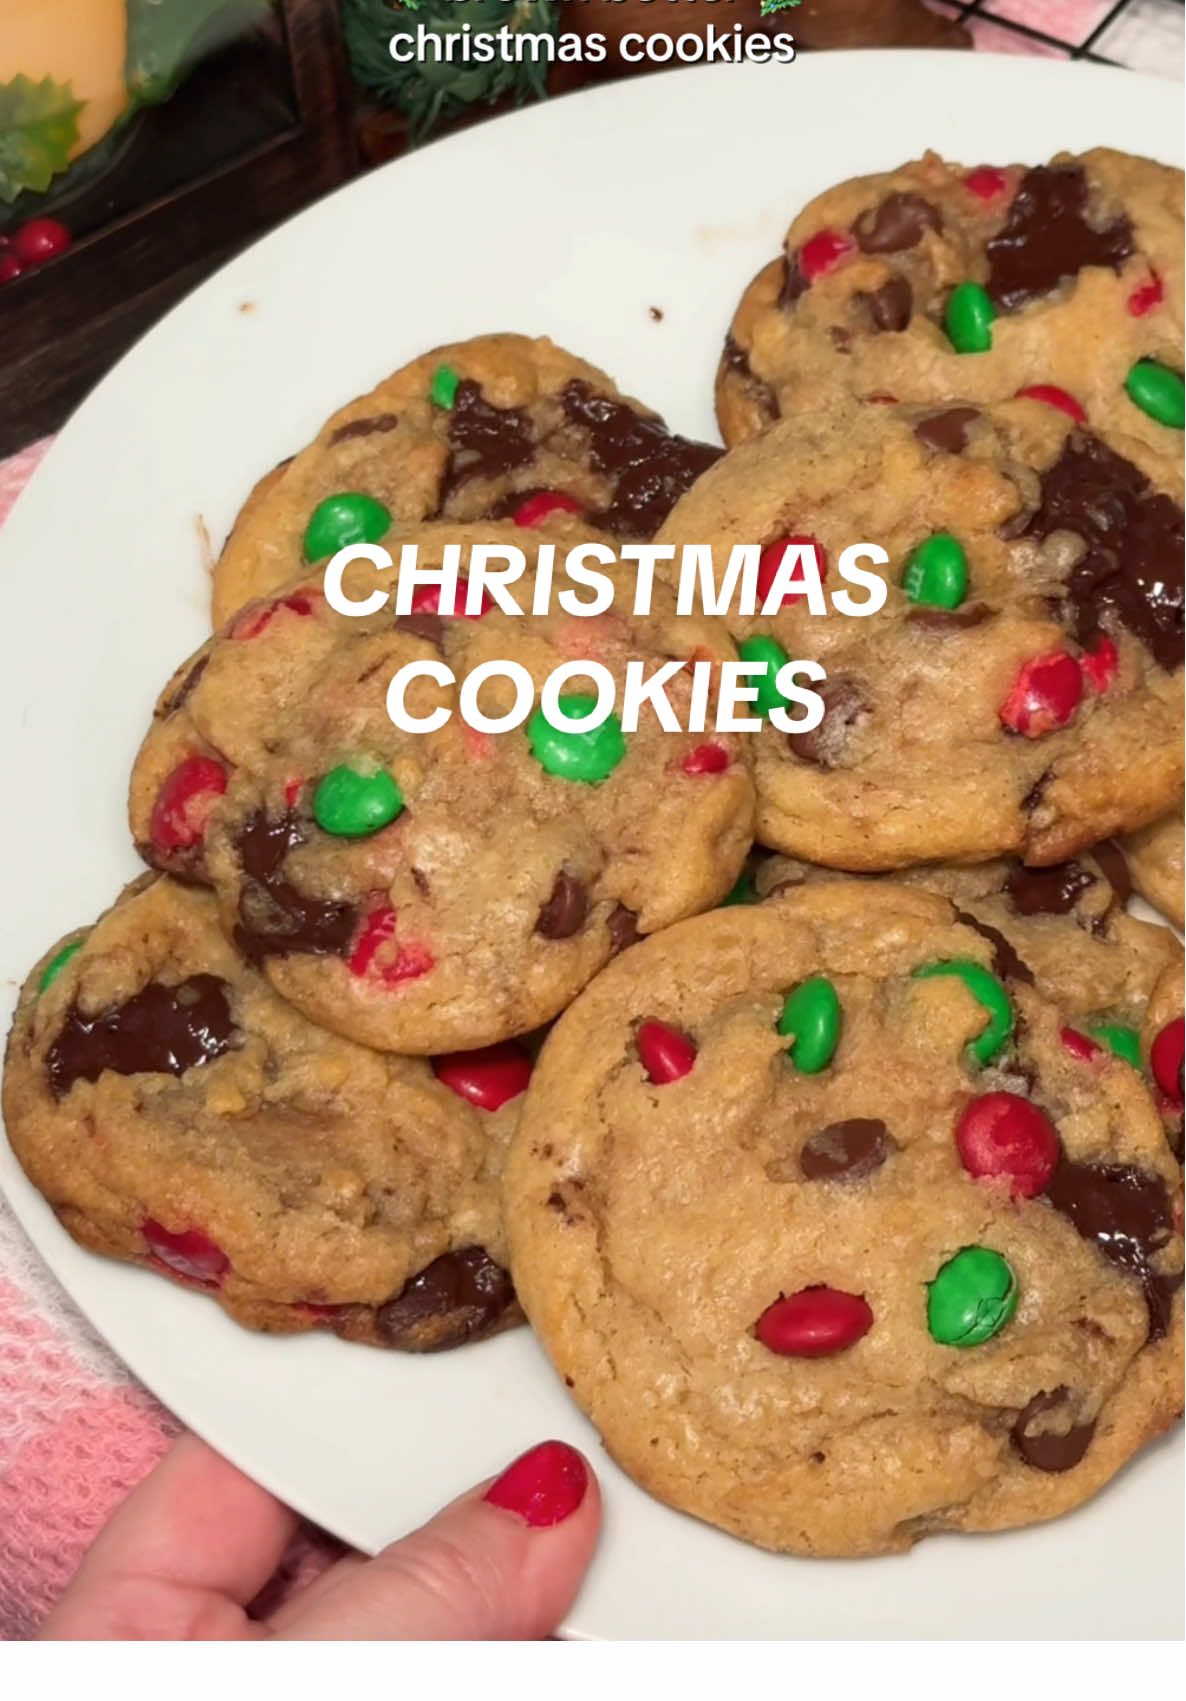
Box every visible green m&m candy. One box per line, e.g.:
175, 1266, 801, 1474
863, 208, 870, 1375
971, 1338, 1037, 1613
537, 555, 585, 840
527, 693, 626, 784
903, 533, 968, 609
430, 363, 461, 409
303, 492, 391, 563
313, 765, 404, 837
913, 958, 1013, 1065
1125, 359, 1184, 430
927, 1245, 1018, 1347
737, 635, 791, 718
777, 976, 841, 1073
1089, 1022, 1142, 1069
945, 282, 996, 354
38, 937, 85, 994
722, 869, 759, 908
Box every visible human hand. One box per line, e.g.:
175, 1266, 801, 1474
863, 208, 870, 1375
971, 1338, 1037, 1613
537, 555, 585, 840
41, 1431, 599, 1640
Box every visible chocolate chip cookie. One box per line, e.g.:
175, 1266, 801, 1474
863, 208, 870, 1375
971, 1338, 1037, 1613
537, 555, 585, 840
3, 876, 527, 1349
718, 149, 1183, 457
131, 524, 754, 1053
211, 333, 723, 625
1121, 811, 1185, 930
657, 396, 1184, 867
505, 883, 1183, 1556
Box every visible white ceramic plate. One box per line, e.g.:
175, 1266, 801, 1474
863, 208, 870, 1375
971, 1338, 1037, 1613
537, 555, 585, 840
1, 51, 1182, 1640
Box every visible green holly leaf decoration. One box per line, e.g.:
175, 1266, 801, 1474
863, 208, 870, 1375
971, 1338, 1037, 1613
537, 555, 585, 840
760, 0, 801, 15
0, 74, 82, 205
126, 0, 270, 108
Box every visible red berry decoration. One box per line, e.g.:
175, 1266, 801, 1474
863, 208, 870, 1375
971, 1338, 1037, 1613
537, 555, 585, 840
1079, 636, 1119, 695
636, 1018, 697, 1084
410, 580, 491, 619
1127, 272, 1164, 317
231, 590, 316, 640
433, 1042, 533, 1111
12, 217, 71, 265
681, 742, 730, 776
1061, 1025, 1102, 1062
512, 491, 582, 528
1016, 384, 1086, 424
149, 755, 228, 851
1152, 1017, 1184, 1107
955, 1091, 1060, 1199
798, 229, 856, 282
999, 651, 1083, 738
756, 535, 827, 609
756, 1287, 873, 1357
964, 166, 1008, 201
347, 904, 433, 985
142, 1220, 228, 1287
0, 252, 25, 284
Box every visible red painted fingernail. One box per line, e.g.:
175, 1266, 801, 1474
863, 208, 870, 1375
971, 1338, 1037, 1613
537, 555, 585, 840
483, 1440, 588, 1528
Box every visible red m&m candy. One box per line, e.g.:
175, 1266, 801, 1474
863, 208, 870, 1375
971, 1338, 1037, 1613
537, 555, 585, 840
149, 755, 228, 851
999, 651, 1083, 737
1060, 1026, 1102, 1063
142, 1219, 228, 1287
433, 1042, 533, 1111
0, 252, 25, 284
756, 535, 827, 610
798, 230, 855, 282
964, 166, 1008, 202
410, 580, 492, 619
1079, 636, 1118, 695
231, 590, 317, 640
347, 904, 434, 985
1152, 1017, 1184, 1107
12, 217, 72, 265
756, 1286, 873, 1357
955, 1091, 1060, 1199
511, 491, 582, 528
681, 742, 730, 776
1016, 384, 1086, 424
1128, 272, 1164, 317
637, 1019, 697, 1084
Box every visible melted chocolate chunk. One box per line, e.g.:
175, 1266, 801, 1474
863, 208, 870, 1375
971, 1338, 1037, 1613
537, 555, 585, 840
913, 407, 980, 454
1005, 861, 1095, 916
854, 193, 942, 254
907, 602, 992, 632
789, 675, 869, 768
720, 337, 779, 421
159, 653, 209, 718
951, 904, 1035, 987
561, 381, 722, 539
375, 1247, 515, 1351
47, 975, 237, 1098
442, 380, 535, 493
536, 871, 589, 940
1022, 768, 1053, 814
607, 903, 640, 955
1025, 433, 1184, 672
1091, 837, 1134, 905
1012, 1388, 1096, 1473
780, 252, 809, 307
986, 165, 1134, 310
858, 276, 913, 333
1045, 1160, 1182, 1341
800, 1119, 895, 1182
395, 611, 446, 649
233, 810, 358, 965
329, 412, 399, 445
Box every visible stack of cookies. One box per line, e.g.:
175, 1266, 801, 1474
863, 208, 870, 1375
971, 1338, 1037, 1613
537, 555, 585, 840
4, 146, 1184, 1560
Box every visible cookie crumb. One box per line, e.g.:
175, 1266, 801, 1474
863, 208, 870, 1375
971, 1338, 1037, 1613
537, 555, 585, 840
648, 306, 664, 322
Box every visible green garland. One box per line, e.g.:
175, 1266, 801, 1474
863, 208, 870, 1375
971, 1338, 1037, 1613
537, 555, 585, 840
342, 0, 557, 144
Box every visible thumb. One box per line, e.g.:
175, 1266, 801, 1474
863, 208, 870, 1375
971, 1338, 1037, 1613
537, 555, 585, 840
271, 1441, 600, 1640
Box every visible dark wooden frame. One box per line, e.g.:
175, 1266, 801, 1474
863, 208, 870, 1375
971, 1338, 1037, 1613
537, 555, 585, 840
0, 0, 358, 455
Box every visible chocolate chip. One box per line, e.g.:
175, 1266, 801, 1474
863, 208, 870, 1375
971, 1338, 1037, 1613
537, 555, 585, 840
1091, 837, 1134, 906
536, 871, 589, 939
780, 252, 809, 307
1012, 1388, 1096, 1473
1045, 1159, 1182, 1342
1022, 768, 1053, 814
800, 1119, 895, 1182
561, 381, 723, 540
854, 193, 942, 254
47, 975, 238, 1098
329, 412, 399, 445
907, 602, 992, 632
951, 904, 1035, 987
986, 165, 1134, 310
160, 653, 209, 718
859, 275, 913, 332
913, 407, 980, 454
1005, 861, 1095, 916
789, 675, 869, 768
442, 379, 535, 495
395, 611, 446, 649
1024, 433, 1184, 672
232, 810, 359, 965
375, 1247, 515, 1352
607, 903, 640, 954
720, 337, 779, 423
